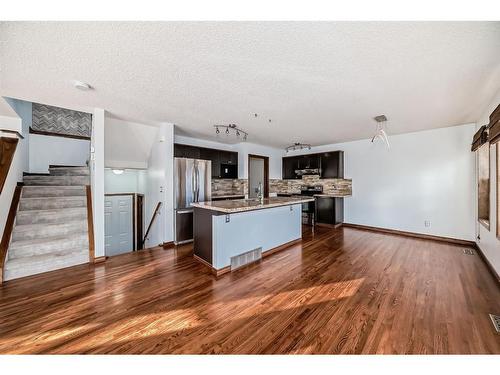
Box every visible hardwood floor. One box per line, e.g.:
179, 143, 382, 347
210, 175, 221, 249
0, 226, 499, 354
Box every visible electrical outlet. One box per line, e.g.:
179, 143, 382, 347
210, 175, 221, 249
424, 220, 431, 227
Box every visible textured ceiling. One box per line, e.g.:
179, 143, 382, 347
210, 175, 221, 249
1, 21, 499, 148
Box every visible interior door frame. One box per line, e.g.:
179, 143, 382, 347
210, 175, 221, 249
248, 154, 269, 198
136, 194, 144, 250
104, 193, 140, 251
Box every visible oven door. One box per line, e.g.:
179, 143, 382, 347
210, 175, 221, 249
299, 192, 316, 212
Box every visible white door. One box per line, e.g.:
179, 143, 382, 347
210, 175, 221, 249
105, 195, 133, 257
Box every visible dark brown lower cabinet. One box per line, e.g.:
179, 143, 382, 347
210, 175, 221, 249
315, 197, 344, 225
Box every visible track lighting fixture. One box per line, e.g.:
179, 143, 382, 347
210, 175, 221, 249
214, 124, 248, 141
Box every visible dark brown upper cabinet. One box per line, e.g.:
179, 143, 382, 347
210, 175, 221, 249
174, 143, 238, 179
174, 144, 200, 159
282, 151, 344, 179
298, 154, 319, 169
319, 151, 344, 179
282, 157, 300, 179
219, 150, 237, 165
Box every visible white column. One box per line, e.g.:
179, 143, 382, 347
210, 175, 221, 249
91, 108, 105, 258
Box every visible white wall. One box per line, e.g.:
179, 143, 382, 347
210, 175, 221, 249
248, 157, 264, 198
174, 134, 283, 179
104, 169, 147, 194
91, 109, 105, 258
288, 124, 477, 241
145, 123, 174, 247
4, 98, 31, 174
29, 134, 90, 173
4, 98, 90, 174
105, 117, 158, 169
475, 89, 500, 276
0, 96, 22, 133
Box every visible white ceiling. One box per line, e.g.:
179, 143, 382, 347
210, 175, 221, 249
1, 22, 499, 149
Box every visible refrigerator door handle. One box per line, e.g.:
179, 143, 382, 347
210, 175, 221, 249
191, 162, 196, 203
195, 163, 200, 202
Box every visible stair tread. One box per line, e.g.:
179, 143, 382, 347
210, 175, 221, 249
9, 233, 88, 248
13, 220, 87, 231
5, 248, 88, 269
49, 164, 88, 169
21, 195, 86, 200
17, 206, 87, 215
23, 185, 86, 189
24, 177, 89, 180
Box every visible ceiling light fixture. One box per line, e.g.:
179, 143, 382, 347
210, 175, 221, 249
371, 115, 390, 149
214, 124, 248, 141
285, 142, 312, 153
72, 80, 92, 91
112, 169, 124, 175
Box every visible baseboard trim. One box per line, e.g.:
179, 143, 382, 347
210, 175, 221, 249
342, 223, 476, 247
473, 243, 500, 284
193, 238, 303, 277
193, 254, 231, 277
93, 256, 107, 264
161, 241, 175, 250
316, 223, 343, 229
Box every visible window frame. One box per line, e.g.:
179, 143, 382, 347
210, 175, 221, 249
477, 143, 490, 231
497, 143, 499, 239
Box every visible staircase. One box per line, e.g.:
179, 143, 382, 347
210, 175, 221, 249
4, 166, 91, 281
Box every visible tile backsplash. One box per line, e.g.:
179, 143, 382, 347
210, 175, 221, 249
212, 175, 351, 197
212, 179, 248, 196
270, 175, 352, 196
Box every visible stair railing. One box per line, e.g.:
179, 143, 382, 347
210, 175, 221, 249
0, 136, 20, 195
0, 184, 22, 284
142, 202, 162, 248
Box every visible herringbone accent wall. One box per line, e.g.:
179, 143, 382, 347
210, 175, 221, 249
32, 103, 92, 138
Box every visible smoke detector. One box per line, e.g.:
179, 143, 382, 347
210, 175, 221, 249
72, 80, 92, 91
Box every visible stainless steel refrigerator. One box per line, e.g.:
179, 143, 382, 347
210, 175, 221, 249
174, 157, 211, 244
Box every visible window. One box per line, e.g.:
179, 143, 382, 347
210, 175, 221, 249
478, 143, 490, 230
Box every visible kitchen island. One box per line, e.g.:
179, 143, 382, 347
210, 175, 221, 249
191, 197, 314, 276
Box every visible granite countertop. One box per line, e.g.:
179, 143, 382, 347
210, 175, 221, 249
275, 192, 352, 198
313, 193, 352, 197
211, 194, 246, 199
191, 196, 315, 213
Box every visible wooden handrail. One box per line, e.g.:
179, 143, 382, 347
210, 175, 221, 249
142, 202, 162, 247
0, 183, 22, 284
0, 137, 19, 194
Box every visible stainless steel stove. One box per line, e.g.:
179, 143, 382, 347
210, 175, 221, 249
299, 185, 322, 225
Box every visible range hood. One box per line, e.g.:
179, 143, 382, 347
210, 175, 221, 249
295, 168, 320, 176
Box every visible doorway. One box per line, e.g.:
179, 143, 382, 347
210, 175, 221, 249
104, 193, 144, 256
248, 154, 269, 198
